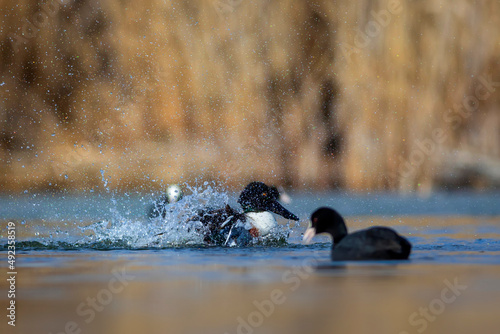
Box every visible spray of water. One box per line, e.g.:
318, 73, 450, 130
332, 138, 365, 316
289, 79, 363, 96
3, 178, 291, 250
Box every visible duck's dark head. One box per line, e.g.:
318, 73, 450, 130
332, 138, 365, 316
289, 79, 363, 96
303, 207, 348, 244
237, 182, 299, 221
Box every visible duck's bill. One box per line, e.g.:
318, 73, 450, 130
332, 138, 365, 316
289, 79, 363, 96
267, 201, 299, 221
302, 227, 316, 244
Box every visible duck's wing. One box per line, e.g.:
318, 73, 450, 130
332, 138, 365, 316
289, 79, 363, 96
195, 205, 245, 245
155, 205, 243, 239
332, 227, 412, 261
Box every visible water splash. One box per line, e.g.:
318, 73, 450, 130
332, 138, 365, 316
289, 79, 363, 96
8, 182, 292, 250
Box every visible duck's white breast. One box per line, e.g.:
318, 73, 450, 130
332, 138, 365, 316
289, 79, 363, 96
244, 212, 277, 236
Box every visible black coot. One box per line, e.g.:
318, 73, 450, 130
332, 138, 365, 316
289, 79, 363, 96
303, 207, 411, 260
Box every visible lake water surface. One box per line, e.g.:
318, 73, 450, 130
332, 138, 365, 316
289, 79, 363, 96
1, 189, 499, 334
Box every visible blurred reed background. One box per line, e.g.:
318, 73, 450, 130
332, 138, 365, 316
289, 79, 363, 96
0, 0, 499, 193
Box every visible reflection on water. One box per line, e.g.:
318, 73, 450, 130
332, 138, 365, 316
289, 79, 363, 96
0, 192, 499, 334
1, 243, 499, 334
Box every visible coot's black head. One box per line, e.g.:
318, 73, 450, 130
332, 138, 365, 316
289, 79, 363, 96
237, 182, 299, 221
303, 207, 348, 244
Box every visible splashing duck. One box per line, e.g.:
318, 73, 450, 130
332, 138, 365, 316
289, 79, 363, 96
156, 182, 299, 246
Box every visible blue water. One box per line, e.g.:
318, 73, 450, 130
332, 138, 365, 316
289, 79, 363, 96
1, 190, 499, 221
1, 188, 499, 261
1, 189, 499, 334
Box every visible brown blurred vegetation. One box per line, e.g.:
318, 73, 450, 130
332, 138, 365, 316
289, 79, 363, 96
0, 0, 499, 193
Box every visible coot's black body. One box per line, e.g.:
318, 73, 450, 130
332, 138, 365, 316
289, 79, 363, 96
328, 226, 411, 261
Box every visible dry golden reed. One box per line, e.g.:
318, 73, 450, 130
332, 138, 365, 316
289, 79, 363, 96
0, 0, 499, 193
